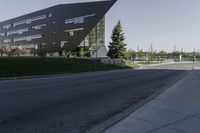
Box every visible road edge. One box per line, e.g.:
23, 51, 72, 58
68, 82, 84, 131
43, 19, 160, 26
85, 70, 192, 133
0, 69, 129, 81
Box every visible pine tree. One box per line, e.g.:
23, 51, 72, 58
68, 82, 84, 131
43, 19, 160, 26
107, 21, 126, 59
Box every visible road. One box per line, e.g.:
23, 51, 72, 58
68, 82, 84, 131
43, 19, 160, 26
0, 69, 186, 133
141, 62, 199, 70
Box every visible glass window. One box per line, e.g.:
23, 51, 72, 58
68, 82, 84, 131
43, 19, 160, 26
48, 13, 53, 17
64, 28, 84, 33
0, 33, 5, 36
14, 34, 42, 42
64, 28, 84, 36
32, 24, 46, 30
31, 15, 47, 22
3, 39, 11, 43
52, 21, 56, 24
79, 17, 105, 55
69, 31, 74, 36
7, 28, 28, 36
65, 14, 96, 25
13, 20, 26, 27
3, 24, 11, 29
60, 41, 67, 48
41, 43, 46, 47
13, 15, 47, 27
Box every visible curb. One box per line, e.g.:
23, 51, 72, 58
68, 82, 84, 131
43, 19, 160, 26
0, 69, 129, 81
85, 70, 192, 133
193, 67, 200, 70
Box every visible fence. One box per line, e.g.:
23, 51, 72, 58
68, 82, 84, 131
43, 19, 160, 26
100, 58, 125, 67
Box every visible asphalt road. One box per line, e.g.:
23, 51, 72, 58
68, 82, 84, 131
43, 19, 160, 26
141, 62, 200, 70
0, 69, 185, 133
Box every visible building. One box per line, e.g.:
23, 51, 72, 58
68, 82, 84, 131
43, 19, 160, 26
0, 0, 117, 57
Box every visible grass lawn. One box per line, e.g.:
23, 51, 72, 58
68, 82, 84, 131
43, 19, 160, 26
0, 57, 121, 78
126, 63, 140, 69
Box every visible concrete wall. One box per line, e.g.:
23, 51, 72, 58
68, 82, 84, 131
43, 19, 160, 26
100, 58, 125, 67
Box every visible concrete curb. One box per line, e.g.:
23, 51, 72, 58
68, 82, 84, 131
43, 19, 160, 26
0, 69, 128, 81
85, 70, 192, 133
193, 67, 200, 70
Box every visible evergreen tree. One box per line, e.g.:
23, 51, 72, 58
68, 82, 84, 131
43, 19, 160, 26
107, 21, 126, 59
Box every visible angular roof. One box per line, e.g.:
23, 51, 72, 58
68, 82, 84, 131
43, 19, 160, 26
0, 0, 117, 24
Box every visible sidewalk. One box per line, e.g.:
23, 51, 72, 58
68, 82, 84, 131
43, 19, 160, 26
103, 70, 200, 133
141, 61, 197, 68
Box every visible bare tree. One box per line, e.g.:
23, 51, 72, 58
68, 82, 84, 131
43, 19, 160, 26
11, 47, 21, 57
0, 47, 3, 56
20, 48, 30, 56
1, 44, 12, 57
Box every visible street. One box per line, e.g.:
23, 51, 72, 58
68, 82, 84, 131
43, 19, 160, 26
0, 69, 185, 133
141, 62, 199, 70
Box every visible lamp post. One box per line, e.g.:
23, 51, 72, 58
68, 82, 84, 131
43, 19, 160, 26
94, 26, 98, 70
193, 48, 196, 62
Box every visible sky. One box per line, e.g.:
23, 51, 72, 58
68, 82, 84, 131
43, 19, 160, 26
0, 0, 200, 52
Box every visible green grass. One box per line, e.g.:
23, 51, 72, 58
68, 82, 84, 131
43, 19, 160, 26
126, 63, 140, 69
136, 61, 159, 64
0, 57, 121, 78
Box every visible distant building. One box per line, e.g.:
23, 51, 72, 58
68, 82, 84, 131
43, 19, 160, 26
0, 0, 117, 57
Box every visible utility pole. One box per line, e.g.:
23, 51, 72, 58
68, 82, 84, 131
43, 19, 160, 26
94, 26, 99, 70
137, 46, 140, 52
193, 48, 196, 62
148, 47, 151, 53
146, 47, 150, 63
151, 44, 153, 61
174, 45, 176, 52
173, 45, 176, 60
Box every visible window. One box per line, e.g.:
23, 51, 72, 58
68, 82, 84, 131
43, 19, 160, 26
14, 34, 42, 42
35, 44, 38, 49
65, 17, 84, 24
41, 43, 46, 47
69, 31, 74, 36
18, 28, 28, 34
3, 24, 11, 29
7, 28, 28, 36
13, 20, 26, 27
3, 39, 11, 43
64, 28, 84, 32
64, 28, 84, 36
31, 15, 47, 22
31, 34, 42, 39
52, 21, 56, 24
14, 36, 27, 42
0, 33, 5, 36
60, 41, 67, 48
48, 13, 53, 17
15, 44, 38, 49
13, 15, 47, 27
32, 24, 46, 30
65, 14, 96, 25
7, 31, 17, 36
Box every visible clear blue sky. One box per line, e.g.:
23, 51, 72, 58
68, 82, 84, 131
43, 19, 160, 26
1, 0, 200, 52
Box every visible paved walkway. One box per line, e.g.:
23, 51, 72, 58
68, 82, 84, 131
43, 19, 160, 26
104, 70, 200, 133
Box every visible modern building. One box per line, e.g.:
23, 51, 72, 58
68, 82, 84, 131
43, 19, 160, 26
0, 0, 117, 57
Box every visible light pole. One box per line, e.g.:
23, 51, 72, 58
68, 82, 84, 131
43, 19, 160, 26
193, 48, 196, 62
94, 26, 99, 70
151, 44, 153, 61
